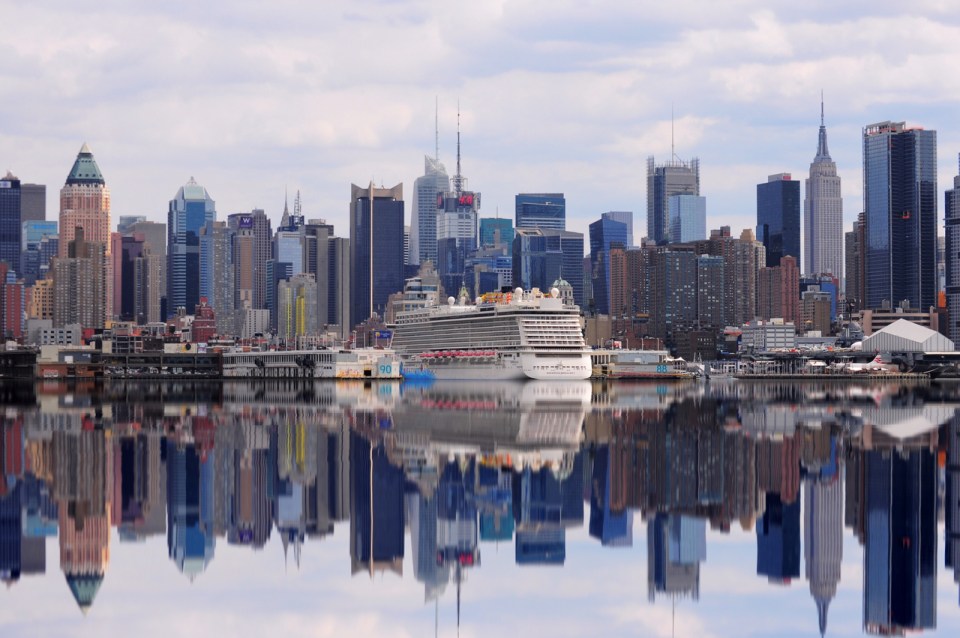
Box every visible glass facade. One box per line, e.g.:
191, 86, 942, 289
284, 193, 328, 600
349, 184, 405, 328
863, 123, 937, 310
512, 229, 584, 308
589, 217, 628, 314
0, 175, 22, 275
168, 179, 216, 315
670, 194, 707, 244
479, 217, 514, 247
515, 193, 565, 231
647, 158, 699, 244
756, 176, 800, 269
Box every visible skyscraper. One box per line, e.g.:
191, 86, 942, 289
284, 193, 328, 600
411, 156, 449, 267
480, 217, 514, 248
350, 182, 404, 329
670, 194, 707, 244
647, 156, 700, 244
863, 121, 937, 311
602, 211, 634, 247
0, 172, 22, 274
512, 228, 585, 308
589, 216, 628, 315
946, 155, 960, 343
515, 193, 565, 231
58, 144, 110, 259
167, 178, 216, 316
52, 227, 108, 329
757, 173, 801, 269
805, 102, 843, 279
436, 126, 480, 295
845, 213, 865, 316
19, 183, 46, 224
804, 476, 843, 637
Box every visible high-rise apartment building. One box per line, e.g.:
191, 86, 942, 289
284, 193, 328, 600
52, 227, 108, 329
228, 210, 272, 311
805, 103, 843, 279
515, 193, 565, 231
167, 178, 216, 315
129, 221, 166, 324
200, 220, 235, 335
410, 156, 449, 267
844, 213, 865, 316
350, 182, 404, 329
647, 156, 699, 244
757, 255, 800, 327
947, 156, 960, 343
863, 121, 937, 311
757, 173, 801, 269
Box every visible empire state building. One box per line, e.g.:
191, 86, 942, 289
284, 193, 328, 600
804, 101, 843, 281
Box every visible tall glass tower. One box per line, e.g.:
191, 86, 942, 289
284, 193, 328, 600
411, 156, 449, 267
647, 156, 699, 244
862, 121, 937, 311
167, 178, 216, 315
515, 193, 565, 231
945, 155, 960, 343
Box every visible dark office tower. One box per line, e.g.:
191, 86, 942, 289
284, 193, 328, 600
863, 121, 937, 311
512, 228, 585, 307
515, 193, 566, 231
167, 178, 216, 316
19, 183, 45, 223
349, 182, 404, 329
589, 446, 633, 547
349, 432, 404, 576
647, 156, 700, 244
411, 156, 449, 267
863, 447, 937, 634
589, 217, 628, 315
480, 217, 514, 248
0, 172, 21, 274
757, 491, 801, 583
0, 481, 22, 582
805, 101, 843, 279
304, 219, 334, 326
113, 233, 146, 322
946, 156, 960, 343
946, 416, 960, 604
757, 173, 801, 270
845, 213, 866, 315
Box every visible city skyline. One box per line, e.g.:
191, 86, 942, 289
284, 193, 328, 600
3, 3, 960, 246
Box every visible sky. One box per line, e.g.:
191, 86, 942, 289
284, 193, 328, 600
3, 0, 960, 244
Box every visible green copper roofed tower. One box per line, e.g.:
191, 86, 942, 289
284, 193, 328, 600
66, 142, 105, 185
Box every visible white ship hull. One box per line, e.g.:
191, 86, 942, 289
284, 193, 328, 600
403, 353, 592, 381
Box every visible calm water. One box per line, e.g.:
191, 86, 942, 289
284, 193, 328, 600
2, 378, 960, 637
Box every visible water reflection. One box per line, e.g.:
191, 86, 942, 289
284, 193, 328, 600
1, 379, 960, 635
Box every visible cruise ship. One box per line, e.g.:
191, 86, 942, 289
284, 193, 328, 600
391, 287, 592, 380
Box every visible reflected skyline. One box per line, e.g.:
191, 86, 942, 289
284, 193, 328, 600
2, 379, 960, 635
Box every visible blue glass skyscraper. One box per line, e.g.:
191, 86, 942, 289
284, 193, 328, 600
757, 173, 801, 269
863, 122, 937, 311
167, 178, 216, 315
515, 193, 565, 231
350, 182, 404, 329
589, 217, 628, 314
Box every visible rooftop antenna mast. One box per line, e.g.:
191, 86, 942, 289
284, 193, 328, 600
671, 104, 679, 163
454, 102, 463, 195
821, 89, 825, 127
435, 96, 440, 162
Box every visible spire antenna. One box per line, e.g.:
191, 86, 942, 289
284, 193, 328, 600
435, 96, 440, 162
821, 90, 825, 127
454, 101, 463, 194
671, 104, 675, 162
